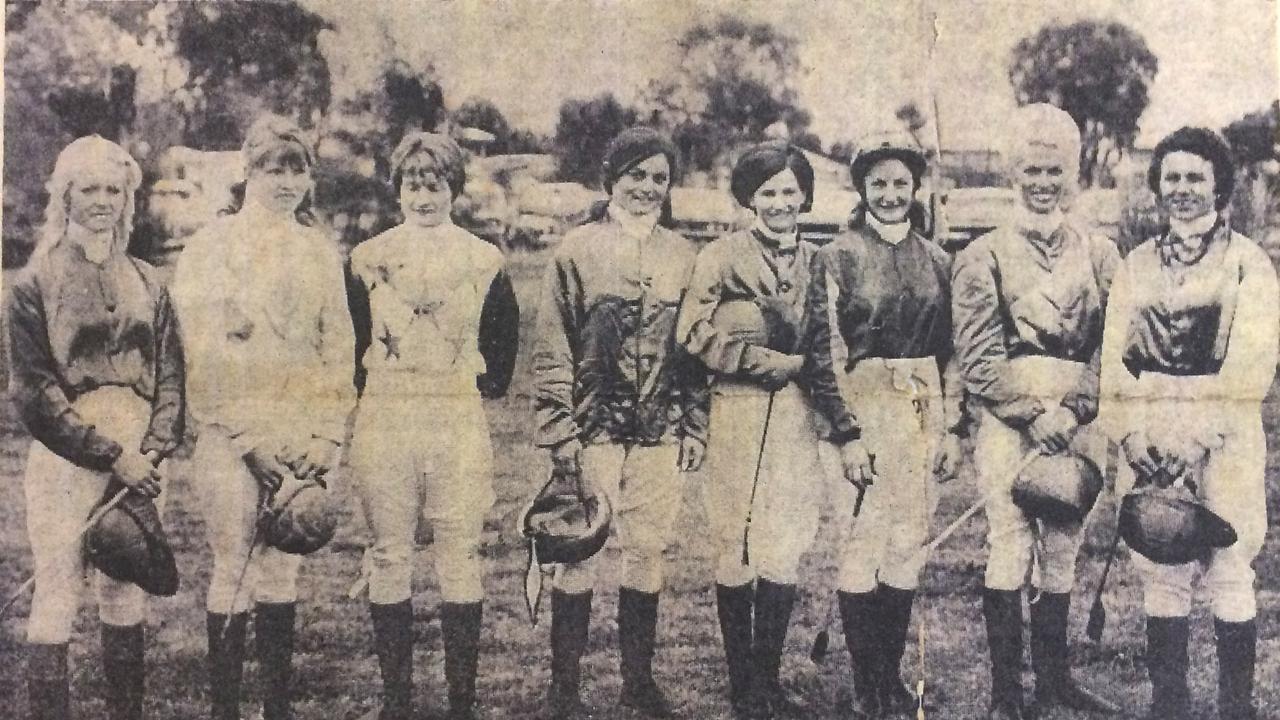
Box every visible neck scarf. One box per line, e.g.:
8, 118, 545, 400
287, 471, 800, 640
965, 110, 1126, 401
1159, 211, 1220, 267
611, 205, 660, 240
752, 216, 799, 251
66, 221, 114, 264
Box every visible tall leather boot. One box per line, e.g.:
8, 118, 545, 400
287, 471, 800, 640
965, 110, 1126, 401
26, 643, 70, 720
1215, 618, 1257, 720
368, 600, 414, 720
982, 588, 1027, 720
256, 602, 296, 720
543, 589, 592, 720
208, 612, 249, 720
838, 590, 883, 720
877, 584, 917, 715
618, 587, 673, 717
753, 579, 804, 718
442, 602, 484, 720
716, 583, 756, 718
1144, 616, 1190, 720
1029, 592, 1119, 714
102, 622, 145, 720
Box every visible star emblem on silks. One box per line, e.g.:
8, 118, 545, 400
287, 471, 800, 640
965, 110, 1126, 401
378, 324, 401, 360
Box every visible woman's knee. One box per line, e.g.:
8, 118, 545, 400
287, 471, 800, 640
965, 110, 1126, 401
97, 574, 147, 627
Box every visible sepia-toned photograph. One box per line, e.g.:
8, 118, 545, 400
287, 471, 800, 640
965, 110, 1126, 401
1, 1, 1278, 718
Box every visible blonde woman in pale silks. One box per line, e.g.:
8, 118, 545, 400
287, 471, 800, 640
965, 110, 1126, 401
9, 135, 185, 720
171, 115, 355, 720
953, 104, 1120, 720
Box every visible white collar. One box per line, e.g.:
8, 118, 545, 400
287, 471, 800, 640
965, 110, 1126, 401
66, 221, 114, 264
611, 206, 660, 240
1169, 211, 1219, 241
1015, 207, 1065, 239
867, 213, 911, 245
752, 216, 798, 250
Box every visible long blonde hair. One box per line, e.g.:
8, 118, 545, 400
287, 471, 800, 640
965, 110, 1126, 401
36, 135, 142, 261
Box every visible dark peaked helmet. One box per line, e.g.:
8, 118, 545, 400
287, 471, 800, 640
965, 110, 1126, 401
1011, 451, 1104, 524
1119, 484, 1237, 565
522, 469, 612, 565
85, 490, 179, 597
261, 475, 339, 555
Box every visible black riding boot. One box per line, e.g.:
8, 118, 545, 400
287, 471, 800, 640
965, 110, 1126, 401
102, 622, 145, 720
256, 602, 296, 720
369, 600, 414, 720
1216, 618, 1257, 720
753, 579, 803, 718
544, 589, 592, 720
877, 584, 917, 715
1145, 616, 1190, 720
839, 590, 883, 719
1029, 592, 1119, 714
982, 589, 1027, 720
717, 583, 756, 718
208, 612, 249, 720
618, 587, 674, 717
26, 643, 70, 720
442, 601, 484, 720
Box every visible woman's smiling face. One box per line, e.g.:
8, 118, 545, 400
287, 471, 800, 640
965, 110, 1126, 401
611, 154, 671, 217
245, 146, 312, 217
399, 153, 453, 228
862, 158, 915, 225
1015, 145, 1069, 214
750, 168, 803, 235
1158, 151, 1217, 223
66, 165, 127, 233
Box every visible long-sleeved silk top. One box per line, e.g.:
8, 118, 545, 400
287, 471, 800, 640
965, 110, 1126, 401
7, 236, 185, 470
1099, 226, 1280, 442
952, 223, 1120, 427
676, 229, 816, 379
170, 207, 356, 453
531, 213, 710, 448
346, 221, 519, 399
803, 225, 954, 443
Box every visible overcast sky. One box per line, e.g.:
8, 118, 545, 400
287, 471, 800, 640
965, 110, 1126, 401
307, 0, 1277, 151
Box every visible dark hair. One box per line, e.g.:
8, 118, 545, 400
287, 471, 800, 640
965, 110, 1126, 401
851, 149, 925, 196
1147, 126, 1236, 211
602, 127, 679, 194
730, 141, 815, 213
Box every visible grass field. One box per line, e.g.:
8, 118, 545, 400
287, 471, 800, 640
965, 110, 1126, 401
2, 250, 1280, 719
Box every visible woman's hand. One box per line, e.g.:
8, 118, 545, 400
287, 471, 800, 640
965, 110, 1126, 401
678, 437, 705, 472
933, 432, 963, 483
551, 437, 583, 477
839, 439, 876, 491
753, 349, 804, 390
1026, 406, 1077, 453
112, 450, 162, 498
1122, 430, 1160, 481
1155, 435, 1209, 484
281, 436, 340, 482
243, 448, 289, 493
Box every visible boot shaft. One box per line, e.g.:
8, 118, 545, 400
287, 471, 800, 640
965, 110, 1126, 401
442, 601, 484, 714
618, 587, 661, 683
369, 600, 414, 720
256, 602, 297, 720
26, 643, 70, 720
1216, 618, 1257, 720
752, 579, 796, 687
838, 590, 881, 700
715, 583, 754, 700
549, 590, 593, 694
102, 623, 145, 720
982, 588, 1025, 710
1145, 615, 1190, 717
1029, 592, 1070, 686
207, 612, 249, 720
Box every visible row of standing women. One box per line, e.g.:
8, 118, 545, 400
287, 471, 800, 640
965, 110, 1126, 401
9, 102, 1276, 720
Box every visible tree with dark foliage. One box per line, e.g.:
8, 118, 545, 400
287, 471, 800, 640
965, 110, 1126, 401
1009, 20, 1158, 187
554, 94, 640, 187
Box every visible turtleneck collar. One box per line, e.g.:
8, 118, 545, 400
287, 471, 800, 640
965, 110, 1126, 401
867, 213, 911, 246
752, 216, 798, 251
66, 221, 115, 264
610, 205, 660, 240
1169, 211, 1219, 242
1015, 207, 1065, 240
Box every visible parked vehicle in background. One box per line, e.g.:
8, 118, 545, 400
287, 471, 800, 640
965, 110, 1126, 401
935, 186, 1016, 251
455, 176, 515, 250
510, 181, 604, 250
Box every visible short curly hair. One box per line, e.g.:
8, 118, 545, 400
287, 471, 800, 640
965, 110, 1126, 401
390, 132, 466, 199
1147, 126, 1236, 211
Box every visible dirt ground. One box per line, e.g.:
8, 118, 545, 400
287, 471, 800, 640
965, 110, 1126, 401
2, 249, 1280, 719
